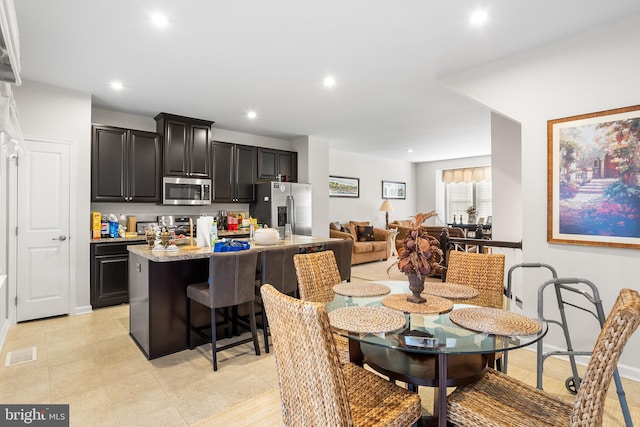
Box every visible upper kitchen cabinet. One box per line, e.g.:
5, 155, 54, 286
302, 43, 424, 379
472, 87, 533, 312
91, 125, 161, 202
155, 113, 214, 178
212, 142, 256, 203
257, 148, 297, 182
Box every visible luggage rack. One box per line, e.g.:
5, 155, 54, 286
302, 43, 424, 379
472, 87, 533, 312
506, 263, 633, 427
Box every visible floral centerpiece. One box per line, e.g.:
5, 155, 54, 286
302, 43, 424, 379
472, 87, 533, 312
466, 206, 477, 224
388, 211, 443, 303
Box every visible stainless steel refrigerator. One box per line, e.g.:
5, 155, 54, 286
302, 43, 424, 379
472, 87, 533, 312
250, 181, 312, 236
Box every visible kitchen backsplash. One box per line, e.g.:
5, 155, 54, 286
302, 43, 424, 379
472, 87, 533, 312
90, 202, 250, 223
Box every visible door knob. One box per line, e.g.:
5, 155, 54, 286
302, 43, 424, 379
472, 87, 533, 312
52, 235, 67, 241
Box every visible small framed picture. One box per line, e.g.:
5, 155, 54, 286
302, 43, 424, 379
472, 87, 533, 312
478, 217, 485, 225
329, 176, 359, 198
382, 181, 406, 199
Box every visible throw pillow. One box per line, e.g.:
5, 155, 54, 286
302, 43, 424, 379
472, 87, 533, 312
349, 221, 369, 241
356, 225, 375, 242
341, 225, 351, 234
329, 222, 340, 231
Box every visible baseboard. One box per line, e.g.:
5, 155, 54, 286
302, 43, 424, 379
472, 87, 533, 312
524, 343, 640, 383
74, 305, 93, 316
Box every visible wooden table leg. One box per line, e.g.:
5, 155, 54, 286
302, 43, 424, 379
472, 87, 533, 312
348, 336, 364, 366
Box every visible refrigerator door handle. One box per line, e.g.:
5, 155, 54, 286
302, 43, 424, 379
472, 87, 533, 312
287, 194, 296, 233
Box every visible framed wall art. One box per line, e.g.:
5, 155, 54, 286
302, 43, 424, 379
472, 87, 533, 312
329, 175, 359, 198
548, 104, 640, 249
382, 180, 406, 200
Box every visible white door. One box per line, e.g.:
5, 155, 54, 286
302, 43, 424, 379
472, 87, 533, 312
16, 139, 70, 321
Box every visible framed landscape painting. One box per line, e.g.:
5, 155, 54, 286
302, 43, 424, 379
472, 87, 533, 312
548, 104, 640, 249
329, 176, 359, 198
382, 181, 406, 199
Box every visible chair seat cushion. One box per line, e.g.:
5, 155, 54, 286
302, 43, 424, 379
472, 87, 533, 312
447, 369, 573, 426
187, 282, 211, 307
342, 363, 421, 426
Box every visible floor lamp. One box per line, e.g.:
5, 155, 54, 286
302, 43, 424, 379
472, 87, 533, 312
379, 199, 394, 229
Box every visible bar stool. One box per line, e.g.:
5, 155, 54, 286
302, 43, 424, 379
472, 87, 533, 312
186, 250, 260, 371
257, 246, 299, 353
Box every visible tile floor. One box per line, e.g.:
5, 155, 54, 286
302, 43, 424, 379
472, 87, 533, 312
0, 304, 278, 426
1, 269, 639, 426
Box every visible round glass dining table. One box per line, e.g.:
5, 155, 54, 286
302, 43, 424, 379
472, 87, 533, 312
325, 280, 547, 427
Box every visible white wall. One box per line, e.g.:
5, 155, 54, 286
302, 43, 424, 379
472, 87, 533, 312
490, 112, 522, 242
329, 149, 415, 228
13, 80, 92, 314
442, 14, 640, 378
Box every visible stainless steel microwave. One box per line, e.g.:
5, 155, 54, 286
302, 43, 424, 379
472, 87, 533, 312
162, 177, 212, 205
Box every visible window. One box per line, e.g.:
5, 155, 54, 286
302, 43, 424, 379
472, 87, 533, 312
442, 167, 492, 224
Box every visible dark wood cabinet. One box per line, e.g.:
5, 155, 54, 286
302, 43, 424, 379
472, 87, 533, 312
212, 142, 256, 202
257, 148, 297, 182
155, 113, 214, 178
91, 125, 161, 202
90, 242, 135, 308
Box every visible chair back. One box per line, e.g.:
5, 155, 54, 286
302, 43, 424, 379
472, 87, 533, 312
324, 239, 354, 282
571, 288, 640, 426
260, 246, 298, 295
446, 251, 505, 308
294, 250, 342, 303
260, 284, 353, 425
209, 251, 258, 309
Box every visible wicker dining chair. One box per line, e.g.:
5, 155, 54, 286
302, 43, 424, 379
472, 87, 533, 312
293, 250, 350, 363
446, 288, 640, 427
445, 251, 506, 309
446, 251, 506, 371
260, 284, 422, 426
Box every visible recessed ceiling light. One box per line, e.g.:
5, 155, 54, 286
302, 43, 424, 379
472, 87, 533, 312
150, 13, 169, 28
470, 10, 488, 26
247, 111, 257, 119
110, 81, 124, 91
323, 76, 336, 88
406, 149, 413, 153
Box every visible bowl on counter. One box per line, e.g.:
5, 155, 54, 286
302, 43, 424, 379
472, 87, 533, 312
254, 228, 279, 245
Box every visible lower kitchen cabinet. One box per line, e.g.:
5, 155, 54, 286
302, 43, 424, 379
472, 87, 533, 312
90, 242, 140, 308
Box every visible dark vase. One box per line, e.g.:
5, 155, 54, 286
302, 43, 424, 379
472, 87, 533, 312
406, 273, 426, 303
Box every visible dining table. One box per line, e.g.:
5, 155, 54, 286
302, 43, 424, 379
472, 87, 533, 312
325, 280, 548, 427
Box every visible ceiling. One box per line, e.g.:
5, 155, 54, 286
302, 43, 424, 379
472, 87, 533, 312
13, 1, 640, 163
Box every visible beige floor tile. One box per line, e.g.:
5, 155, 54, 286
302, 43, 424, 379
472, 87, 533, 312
103, 370, 167, 404
0, 260, 637, 426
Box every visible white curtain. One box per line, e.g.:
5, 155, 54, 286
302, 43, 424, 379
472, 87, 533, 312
442, 166, 491, 183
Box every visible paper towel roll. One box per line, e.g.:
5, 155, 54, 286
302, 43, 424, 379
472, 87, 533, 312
197, 216, 214, 247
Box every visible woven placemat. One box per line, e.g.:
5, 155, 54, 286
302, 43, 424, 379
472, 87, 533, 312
333, 282, 391, 297
449, 307, 542, 336
381, 294, 453, 314
329, 306, 406, 334
421, 283, 479, 299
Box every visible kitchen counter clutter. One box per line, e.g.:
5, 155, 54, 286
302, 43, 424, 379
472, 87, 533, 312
128, 235, 345, 359
127, 235, 339, 262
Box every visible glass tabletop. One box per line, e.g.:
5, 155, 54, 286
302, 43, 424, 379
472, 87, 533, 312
325, 280, 547, 355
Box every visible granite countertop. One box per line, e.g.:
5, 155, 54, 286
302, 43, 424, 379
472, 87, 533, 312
90, 236, 147, 244
128, 235, 341, 262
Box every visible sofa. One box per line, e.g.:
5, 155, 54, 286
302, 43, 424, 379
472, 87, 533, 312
329, 221, 392, 265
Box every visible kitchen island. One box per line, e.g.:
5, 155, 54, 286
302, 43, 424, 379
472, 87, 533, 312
128, 236, 341, 359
